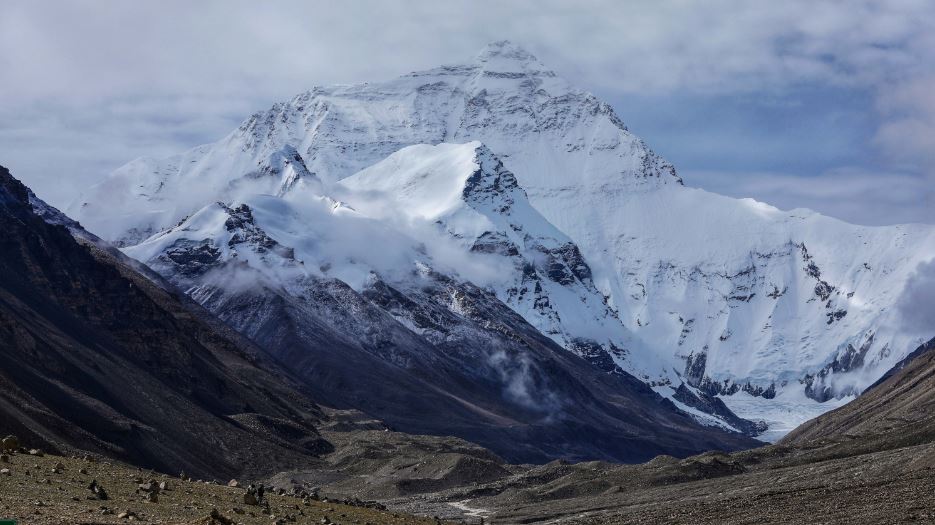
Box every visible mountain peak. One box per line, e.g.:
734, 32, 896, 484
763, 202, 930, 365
472, 40, 554, 78
475, 40, 539, 64
463, 40, 562, 99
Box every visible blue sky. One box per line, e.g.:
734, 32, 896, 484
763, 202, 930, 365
1, 0, 932, 225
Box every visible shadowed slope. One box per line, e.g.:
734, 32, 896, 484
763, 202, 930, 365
0, 165, 330, 480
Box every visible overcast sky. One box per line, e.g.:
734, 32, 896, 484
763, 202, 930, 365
1, 0, 933, 225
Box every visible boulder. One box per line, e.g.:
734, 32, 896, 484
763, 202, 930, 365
138, 480, 159, 493
88, 479, 109, 500
1, 435, 17, 451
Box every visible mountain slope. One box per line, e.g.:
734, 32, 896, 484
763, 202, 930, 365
119, 148, 759, 463
71, 40, 935, 435
0, 165, 331, 480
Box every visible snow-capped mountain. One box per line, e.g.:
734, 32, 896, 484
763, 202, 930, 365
72, 41, 935, 437
335, 142, 651, 374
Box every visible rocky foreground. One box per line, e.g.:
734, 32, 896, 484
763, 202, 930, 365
0, 438, 451, 525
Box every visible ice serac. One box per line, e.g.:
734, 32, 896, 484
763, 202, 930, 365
74, 41, 935, 437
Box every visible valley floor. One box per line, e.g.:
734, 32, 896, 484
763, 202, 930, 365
491, 440, 935, 524
0, 448, 449, 525
254, 410, 935, 524
3, 414, 935, 524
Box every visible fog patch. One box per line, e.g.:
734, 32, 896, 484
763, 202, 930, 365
897, 258, 935, 335
487, 350, 562, 414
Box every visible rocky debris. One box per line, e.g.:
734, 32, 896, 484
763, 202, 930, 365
0, 449, 446, 525
254, 483, 267, 502
88, 479, 110, 500
1, 435, 18, 451
191, 508, 235, 525
51, 461, 66, 474
136, 479, 160, 503
0, 468, 10, 476
227, 478, 240, 488
28, 448, 44, 457
138, 479, 160, 493
0, 453, 9, 463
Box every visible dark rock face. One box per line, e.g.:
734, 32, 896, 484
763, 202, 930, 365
0, 165, 330, 480
161, 239, 222, 277
568, 338, 621, 374
673, 384, 767, 436
804, 334, 875, 402
799, 243, 848, 325
683, 351, 776, 401
470, 231, 519, 257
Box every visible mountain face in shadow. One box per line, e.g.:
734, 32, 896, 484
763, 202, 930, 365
0, 165, 331, 480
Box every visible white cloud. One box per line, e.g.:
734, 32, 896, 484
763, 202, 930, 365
897, 259, 935, 335
873, 75, 935, 173
0, 0, 933, 223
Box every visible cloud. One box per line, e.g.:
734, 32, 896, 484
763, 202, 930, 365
1, 0, 934, 223
873, 75, 935, 174
897, 259, 935, 335
2, 1, 932, 99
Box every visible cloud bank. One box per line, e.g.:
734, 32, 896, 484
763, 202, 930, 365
0, 0, 932, 224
